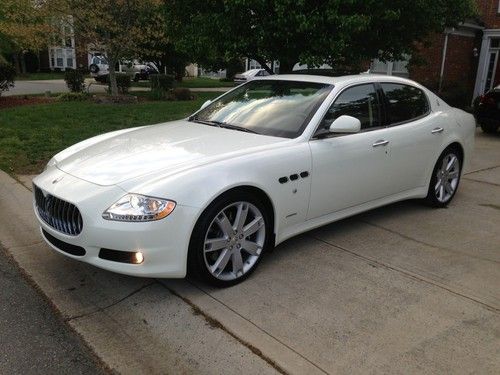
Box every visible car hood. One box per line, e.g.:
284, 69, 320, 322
55, 120, 285, 186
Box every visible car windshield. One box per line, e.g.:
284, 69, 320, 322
191, 80, 333, 138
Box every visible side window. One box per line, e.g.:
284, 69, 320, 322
381, 83, 429, 124
323, 84, 381, 130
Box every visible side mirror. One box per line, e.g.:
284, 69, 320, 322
200, 100, 211, 110
329, 115, 361, 134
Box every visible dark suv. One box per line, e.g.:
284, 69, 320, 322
473, 86, 500, 134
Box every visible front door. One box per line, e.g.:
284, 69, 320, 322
307, 83, 393, 219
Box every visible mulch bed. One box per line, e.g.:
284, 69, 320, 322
0, 96, 55, 109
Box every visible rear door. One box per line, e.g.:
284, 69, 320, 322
379, 83, 443, 192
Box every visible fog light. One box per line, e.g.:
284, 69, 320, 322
133, 251, 144, 264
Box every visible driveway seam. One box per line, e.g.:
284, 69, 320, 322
360, 219, 500, 265
65, 281, 157, 322
462, 177, 500, 187
311, 235, 499, 313
464, 165, 500, 175
160, 280, 329, 375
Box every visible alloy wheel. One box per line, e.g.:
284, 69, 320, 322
434, 153, 460, 203
203, 201, 265, 281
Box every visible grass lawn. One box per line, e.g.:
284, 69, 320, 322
0, 92, 219, 175
132, 77, 235, 89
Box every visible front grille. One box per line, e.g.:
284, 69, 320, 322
34, 184, 83, 236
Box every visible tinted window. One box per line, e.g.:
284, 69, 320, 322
192, 80, 332, 138
323, 84, 381, 130
381, 83, 429, 124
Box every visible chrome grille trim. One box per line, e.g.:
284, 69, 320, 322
33, 184, 83, 236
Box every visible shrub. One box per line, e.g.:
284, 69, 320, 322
169, 87, 193, 101
0, 61, 16, 96
150, 74, 175, 90
110, 73, 132, 94
64, 68, 86, 92
57, 92, 90, 102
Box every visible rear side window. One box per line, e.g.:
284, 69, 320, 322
381, 83, 429, 124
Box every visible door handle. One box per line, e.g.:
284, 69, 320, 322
431, 127, 444, 134
372, 140, 389, 147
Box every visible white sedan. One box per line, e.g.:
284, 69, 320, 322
33, 75, 475, 286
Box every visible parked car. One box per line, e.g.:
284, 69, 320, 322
473, 85, 500, 134
33, 75, 475, 287
234, 68, 270, 83
89, 56, 159, 83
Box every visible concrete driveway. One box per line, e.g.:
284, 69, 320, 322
0, 129, 499, 374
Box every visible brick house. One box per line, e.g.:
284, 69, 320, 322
373, 0, 500, 101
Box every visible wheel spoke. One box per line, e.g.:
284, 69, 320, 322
446, 156, 457, 172
444, 181, 454, 195
204, 238, 228, 252
243, 217, 264, 237
439, 185, 445, 201
215, 212, 234, 237
242, 240, 261, 256
232, 250, 244, 275
211, 248, 231, 276
233, 203, 248, 232
448, 169, 459, 179
435, 179, 442, 192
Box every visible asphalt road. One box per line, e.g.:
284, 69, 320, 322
0, 246, 106, 375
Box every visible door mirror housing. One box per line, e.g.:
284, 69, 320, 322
329, 115, 361, 134
200, 100, 211, 110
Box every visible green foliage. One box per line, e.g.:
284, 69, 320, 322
149, 74, 175, 99
169, 87, 193, 101
0, 60, 16, 96
167, 0, 477, 73
109, 73, 132, 94
64, 68, 86, 92
57, 92, 90, 102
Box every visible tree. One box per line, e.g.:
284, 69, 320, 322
166, 0, 476, 74
0, 0, 55, 73
49, 0, 167, 96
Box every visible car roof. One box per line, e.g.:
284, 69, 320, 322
255, 74, 422, 87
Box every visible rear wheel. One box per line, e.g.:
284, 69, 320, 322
188, 191, 271, 287
425, 147, 462, 207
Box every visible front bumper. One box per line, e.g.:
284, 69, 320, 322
33, 168, 198, 278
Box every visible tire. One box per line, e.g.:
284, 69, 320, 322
425, 146, 462, 208
188, 191, 272, 287
89, 64, 99, 74
480, 122, 499, 134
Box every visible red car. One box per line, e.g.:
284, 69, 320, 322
473, 85, 500, 134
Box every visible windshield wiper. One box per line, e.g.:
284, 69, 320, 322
217, 122, 259, 134
189, 117, 258, 134
189, 118, 222, 128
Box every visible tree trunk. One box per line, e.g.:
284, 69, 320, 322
20, 52, 27, 74
278, 59, 296, 74
12, 53, 21, 74
252, 56, 274, 75
108, 55, 118, 96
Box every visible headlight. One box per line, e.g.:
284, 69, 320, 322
44, 157, 57, 171
102, 194, 176, 222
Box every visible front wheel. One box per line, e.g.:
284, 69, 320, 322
188, 192, 271, 287
425, 147, 462, 207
